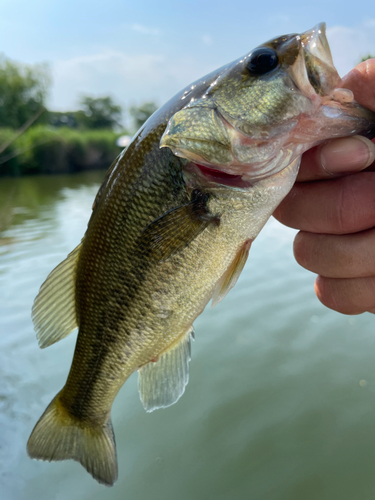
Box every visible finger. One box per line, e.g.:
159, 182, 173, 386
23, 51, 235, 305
293, 228, 375, 278
297, 136, 375, 182
342, 59, 375, 112
273, 172, 375, 234
315, 275, 375, 315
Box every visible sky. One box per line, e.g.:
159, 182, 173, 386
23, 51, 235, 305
0, 0, 374, 120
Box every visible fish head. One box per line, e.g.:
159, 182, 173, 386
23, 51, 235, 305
160, 23, 375, 183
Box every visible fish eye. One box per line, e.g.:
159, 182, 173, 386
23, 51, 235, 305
247, 48, 278, 75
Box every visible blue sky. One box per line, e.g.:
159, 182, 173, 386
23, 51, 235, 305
0, 0, 374, 118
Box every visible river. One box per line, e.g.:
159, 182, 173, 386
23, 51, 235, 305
1, 171, 375, 500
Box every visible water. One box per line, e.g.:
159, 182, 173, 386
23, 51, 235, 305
1, 171, 375, 500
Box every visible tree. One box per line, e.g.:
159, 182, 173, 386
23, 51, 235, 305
129, 101, 158, 131
360, 55, 375, 62
76, 96, 122, 130
48, 111, 80, 129
0, 56, 50, 129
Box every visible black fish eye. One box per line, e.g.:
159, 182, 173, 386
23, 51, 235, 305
247, 48, 278, 75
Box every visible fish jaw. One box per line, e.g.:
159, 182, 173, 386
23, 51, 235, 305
297, 23, 341, 97
291, 22, 375, 141
160, 23, 375, 184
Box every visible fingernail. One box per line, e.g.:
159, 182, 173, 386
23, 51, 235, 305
320, 135, 375, 174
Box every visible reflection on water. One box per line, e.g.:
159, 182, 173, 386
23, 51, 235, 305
1, 171, 375, 500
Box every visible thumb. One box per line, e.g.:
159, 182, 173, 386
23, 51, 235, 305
319, 135, 375, 174
297, 135, 375, 182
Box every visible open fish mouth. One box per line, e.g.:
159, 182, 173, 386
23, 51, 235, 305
301, 23, 334, 66
293, 23, 375, 142
300, 22, 341, 95
288, 23, 348, 104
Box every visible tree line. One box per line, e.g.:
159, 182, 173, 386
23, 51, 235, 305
49, 98, 158, 132
0, 55, 158, 132
0, 56, 158, 175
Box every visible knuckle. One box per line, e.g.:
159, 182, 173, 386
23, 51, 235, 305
334, 178, 354, 233
293, 231, 308, 266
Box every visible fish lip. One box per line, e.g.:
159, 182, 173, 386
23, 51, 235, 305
291, 23, 341, 99
300, 24, 375, 138
300, 22, 335, 69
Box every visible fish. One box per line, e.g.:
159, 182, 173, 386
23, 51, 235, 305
27, 23, 375, 486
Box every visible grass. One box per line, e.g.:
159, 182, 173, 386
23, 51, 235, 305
0, 126, 124, 176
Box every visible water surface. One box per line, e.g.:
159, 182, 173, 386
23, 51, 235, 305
1, 171, 375, 500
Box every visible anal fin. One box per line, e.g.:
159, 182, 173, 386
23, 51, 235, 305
138, 327, 194, 412
211, 239, 252, 308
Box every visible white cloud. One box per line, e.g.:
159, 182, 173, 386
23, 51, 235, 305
131, 24, 160, 36
48, 50, 214, 116
327, 20, 375, 77
48, 20, 375, 118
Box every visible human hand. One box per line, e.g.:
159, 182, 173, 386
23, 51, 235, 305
274, 59, 375, 315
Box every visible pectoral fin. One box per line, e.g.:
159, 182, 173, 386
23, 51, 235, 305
211, 239, 252, 308
139, 189, 219, 262
138, 327, 194, 412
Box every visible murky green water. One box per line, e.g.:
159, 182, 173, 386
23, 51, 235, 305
1, 171, 375, 500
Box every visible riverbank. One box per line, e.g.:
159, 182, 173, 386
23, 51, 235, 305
0, 126, 124, 176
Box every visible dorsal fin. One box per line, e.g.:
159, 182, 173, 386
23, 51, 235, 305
138, 327, 194, 412
211, 239, 252, 308
32, 243, 82, 348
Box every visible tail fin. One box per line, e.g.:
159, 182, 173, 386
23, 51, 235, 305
27, 394, 118, 486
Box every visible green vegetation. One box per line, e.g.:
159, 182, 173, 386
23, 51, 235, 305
0, 56, 49, 129
129, 101, 158, 130
0, 55, 159, 176
0, 126, 122, 176
360, 55, 375, 63
48, 96, 123, 130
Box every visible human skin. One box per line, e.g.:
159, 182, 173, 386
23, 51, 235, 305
273, 59, 375, 315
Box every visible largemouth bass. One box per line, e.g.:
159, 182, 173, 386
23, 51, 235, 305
28, 23, 375, 486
